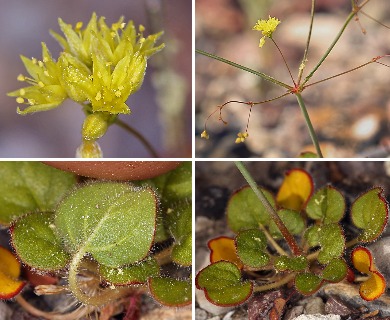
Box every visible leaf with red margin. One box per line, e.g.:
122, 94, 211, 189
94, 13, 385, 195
351, 187, 388, 243
208, 237, 243, 268
0, 246, 26, 299
351, 246, 386, 301
148, 277, 191, 307
196, 261, 253, 306
276, 169, 314, 212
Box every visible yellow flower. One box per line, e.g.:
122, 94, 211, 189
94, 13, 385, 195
235, 132, 249, 144
8, 13, 165, 116
252, 16, 281, 48
201, 130, 209, 140
7, 43, 68, 115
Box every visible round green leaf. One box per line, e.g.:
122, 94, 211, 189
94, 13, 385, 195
55, 182, 157, 267
268, 209, 305, 239
0, 162, 76, 225
275, 256, 308, 272
100, 257, 160, 285
235, 229, 269, 268
227, 186, 276, 233
148, 277, 191, 307
196, 261, 253, 306
322, 258, 347, 283
304, 224, 345, 264
306, 186, 345, 224
351, 187, 388, 242
295, 272, 323, 295
172, 234, 192, 266
11, 212, 69, 270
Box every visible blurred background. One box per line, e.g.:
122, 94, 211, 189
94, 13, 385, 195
195, 0, 390, 158
0, 0, 191, 158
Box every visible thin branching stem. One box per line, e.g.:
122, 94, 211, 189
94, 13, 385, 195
235, 161, 303, 256
271, 39, 296, 86
301, 11, 356, 87
298, 0, 316, 85
295, 93, 323, 158
196, 49, 292, 90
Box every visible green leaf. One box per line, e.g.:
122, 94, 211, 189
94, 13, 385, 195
166, 202, 192, 266
275, 256, 308, 272
268, 209, 305, 239
295, 272, 323, 295
235, 229, 269, 268
148, 277, 191, 307
153, 162, 192, 203
351, 187, 388, 242
196, 261, 253, 306
305, 224, 345, 264
227, 186, 276, 233
306, 186, 345, 224
11, 212, 69, 270
55, 182, 157, 267
299, 152, 319, 158
99, 257, 159, 285
0, 162, 76, 225
172, 234, 192, 266
322, 258, 347, 283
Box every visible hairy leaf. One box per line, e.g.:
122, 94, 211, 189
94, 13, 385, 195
275, 256, 308, 272
322, 258, 347, 282
306, 186, 345, 224
148, 277, 191, 307
351, 187, 388, 242
227, 186, 275, 233
196, 261, 253, 306
11, 212, 69, 270
0, 162, 76, 225
55, 182, 157, 267
268, 209, 305, 239
235, 229, 269, 268
295, 272, 323, 295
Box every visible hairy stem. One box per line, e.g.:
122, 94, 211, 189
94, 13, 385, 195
68, 248, 130, 307
196, 49, 292, 90
295, 93, 323, 158
235, 161, 303, 256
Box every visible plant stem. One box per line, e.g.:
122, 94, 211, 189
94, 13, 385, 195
253, 273, 296, 292
258, 223, 289, 257
196, 49, 292, 90
271, 38, 296, 86
234, 161, 303, 256
301, 11, 355, 87
68, 248, 130, 306
295, 93, 323, 158
298, 0, 316, 85
15, 295, 90, 320
115, 118, 159, 158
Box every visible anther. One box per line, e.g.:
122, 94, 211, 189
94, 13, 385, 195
16, 97, 24, 104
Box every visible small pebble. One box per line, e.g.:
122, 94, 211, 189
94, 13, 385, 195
292, 315, 340, 320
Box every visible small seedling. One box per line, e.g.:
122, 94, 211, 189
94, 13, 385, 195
0, 162, 191, 318
196, 162, 388, 307
7, 13, 164, 157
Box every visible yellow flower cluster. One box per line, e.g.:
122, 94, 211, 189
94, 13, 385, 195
9, 13, 164, 117
252, 16, 281, 48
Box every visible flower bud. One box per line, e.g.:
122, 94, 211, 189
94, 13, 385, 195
76, 140, 102, 158
82, 113, 108, 140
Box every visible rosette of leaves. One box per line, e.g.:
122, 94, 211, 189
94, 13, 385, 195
2, 161, 191, 308
196, 168, 388, 306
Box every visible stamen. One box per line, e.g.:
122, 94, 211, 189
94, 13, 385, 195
16, 97, 24, 104
17, 74, 26, 81
95, 91, 102, 101
32, 58, 38, 65
38, 60, 44, 68
38, 81, 45, 88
